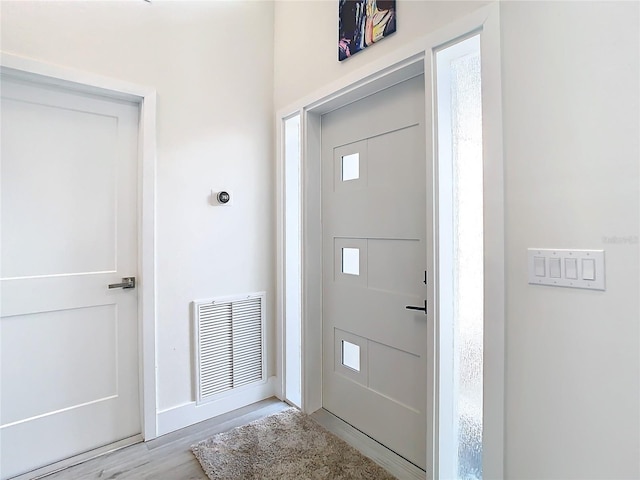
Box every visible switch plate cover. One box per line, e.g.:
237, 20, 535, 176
528, 249, 605, 291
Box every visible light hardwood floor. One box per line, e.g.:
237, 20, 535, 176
28, 398, 423, 480
37, 398, 289, 479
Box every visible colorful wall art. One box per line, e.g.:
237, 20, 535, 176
339, 0, 396, 61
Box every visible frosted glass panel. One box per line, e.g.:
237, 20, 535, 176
342, 247, 360, 275
436, 34, 483, 480
451, 42, 484, 480
342, 153, 360, 181
342, 340, 360, 371
284, 115, 302, 408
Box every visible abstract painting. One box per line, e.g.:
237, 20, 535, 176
339, 0, 396, 61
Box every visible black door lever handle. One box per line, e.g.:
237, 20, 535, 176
405, 300, 427, 314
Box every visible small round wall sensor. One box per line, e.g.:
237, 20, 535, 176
217, 191, 230, 204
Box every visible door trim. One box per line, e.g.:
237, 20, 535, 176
0, 52, 159, 441
275, 3, 504, 478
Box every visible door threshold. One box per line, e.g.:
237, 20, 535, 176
311, 408, 426, 480
9, 434, 143, 480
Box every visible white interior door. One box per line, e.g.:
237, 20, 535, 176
322, 75, 429, 469
1, 76, 141, 479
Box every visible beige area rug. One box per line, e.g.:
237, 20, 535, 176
191, 407, 396, 479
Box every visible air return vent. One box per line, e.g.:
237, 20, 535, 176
193, 292, 265, 404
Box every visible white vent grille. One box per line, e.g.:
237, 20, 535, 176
194, 293, 265, 404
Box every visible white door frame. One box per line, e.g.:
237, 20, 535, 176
0, 52, 159, 441
276, 3, 504, 478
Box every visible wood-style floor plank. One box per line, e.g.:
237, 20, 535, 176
39, 398, 289, 479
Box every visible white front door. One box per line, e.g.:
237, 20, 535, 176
322, 75, 429, 469
1, 76, 141, 479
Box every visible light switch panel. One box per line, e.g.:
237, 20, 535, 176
528, 249, 605, 291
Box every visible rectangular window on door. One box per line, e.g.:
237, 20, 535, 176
334, 238, 367, 285
341, 340, 360, 371
334, 141, 367, 192
342, 247, 360, 275
436, 34, 484, 480
341, 153, 360, 181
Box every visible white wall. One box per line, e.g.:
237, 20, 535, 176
0, 1, 275, 414
501, 2, 639, 478
274, 0, 640, 478
274, 0, 488, 110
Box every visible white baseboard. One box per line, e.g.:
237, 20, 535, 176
156, 376, 278, 437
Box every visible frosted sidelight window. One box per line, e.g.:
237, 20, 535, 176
436, 35, 484, 480
284, 114, 302, 408
341, 153, 360, 181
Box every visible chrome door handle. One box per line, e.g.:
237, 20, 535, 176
108, 277, 136, 289
405, 300, 427, 314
